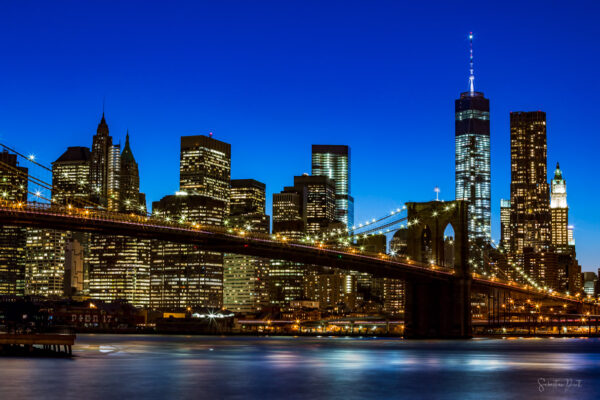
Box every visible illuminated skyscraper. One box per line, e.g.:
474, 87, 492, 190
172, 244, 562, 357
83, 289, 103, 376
303, 271, 356, 311
179, 134, 231, 211
151, 135, 230, 311
52, 147, 92, 296
228, 179, 269, 233
270, 186, 305, 306
230, 179, 266, 215
455, 33, 491, 247
88, 128, 150, 306
272, 192, 304, 239
0, 150, 28, 295
509, 111, 557, 289
269, 175, 336, 307
224, 179, 270, 314
25, 229, 68, 296
500, 199, 511, 250
550, 162, 569, 251
107, 144, 121, 211
119, 132, 146, 214
88, 234, 150, 307
509, 111, 551, 254
151, 194, 226, 310
291, 175, 336, 235
52, 146, 91, 206
28, 147, 92, 298
89, 113, 113, 208
568, 225, 575, 246
272, 175, 335, 238
148, 134, 231, 310
311, 145, 353, 228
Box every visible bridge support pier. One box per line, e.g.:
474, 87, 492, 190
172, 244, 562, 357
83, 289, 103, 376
404, 277, 472, 339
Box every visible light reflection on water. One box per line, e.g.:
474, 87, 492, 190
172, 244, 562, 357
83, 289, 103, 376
1, 335, 600, 399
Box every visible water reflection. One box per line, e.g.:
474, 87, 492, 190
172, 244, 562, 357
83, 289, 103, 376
1, 335, 600, 399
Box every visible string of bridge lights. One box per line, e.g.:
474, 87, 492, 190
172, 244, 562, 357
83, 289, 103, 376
1, 144, 593, 304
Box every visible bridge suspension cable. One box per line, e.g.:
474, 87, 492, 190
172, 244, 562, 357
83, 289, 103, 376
479, 238, 547, 292
0, 142, 150, 215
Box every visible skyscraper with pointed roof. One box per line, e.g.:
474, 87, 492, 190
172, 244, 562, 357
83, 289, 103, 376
119, 131, 146, 214
89, 113, 112, 208
87, 120, 150, 307
455, 33, 491, 255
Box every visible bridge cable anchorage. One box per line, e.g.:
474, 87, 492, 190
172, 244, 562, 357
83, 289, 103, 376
0, 143, 150, 216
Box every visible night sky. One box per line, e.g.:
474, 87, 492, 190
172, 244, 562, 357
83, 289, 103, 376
0, 1, 598, 270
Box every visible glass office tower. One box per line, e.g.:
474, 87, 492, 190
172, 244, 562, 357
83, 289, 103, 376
455, 91, 491, 246
311, 145, 353, 228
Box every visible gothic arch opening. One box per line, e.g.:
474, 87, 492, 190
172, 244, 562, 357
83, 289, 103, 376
443, 223, 455, 268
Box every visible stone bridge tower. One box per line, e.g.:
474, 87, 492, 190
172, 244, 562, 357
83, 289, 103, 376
404, 200, 472, 338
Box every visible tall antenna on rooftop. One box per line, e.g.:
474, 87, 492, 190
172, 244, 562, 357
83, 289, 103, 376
469, 32, 475, 94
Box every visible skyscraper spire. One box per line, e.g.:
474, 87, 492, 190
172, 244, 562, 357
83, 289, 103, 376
469, 32, 475, 94
456, 31, 490, 255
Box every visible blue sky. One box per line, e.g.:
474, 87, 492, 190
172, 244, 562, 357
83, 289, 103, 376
0, 1, 598, 270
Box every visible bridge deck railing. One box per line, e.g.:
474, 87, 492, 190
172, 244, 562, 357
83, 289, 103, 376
1, 200, 595, 307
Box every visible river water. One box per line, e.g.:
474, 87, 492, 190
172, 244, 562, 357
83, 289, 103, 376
1, 335, 599, 399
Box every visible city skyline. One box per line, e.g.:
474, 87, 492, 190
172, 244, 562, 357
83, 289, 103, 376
0, 1, 598, 271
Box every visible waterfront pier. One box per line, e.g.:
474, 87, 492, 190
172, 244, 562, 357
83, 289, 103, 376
0, 334, 76, 356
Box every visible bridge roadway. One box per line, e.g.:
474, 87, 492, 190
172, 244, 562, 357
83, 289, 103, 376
0, 202, 584, 307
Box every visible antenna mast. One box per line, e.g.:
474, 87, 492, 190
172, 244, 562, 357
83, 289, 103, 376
469, 32, 475, 94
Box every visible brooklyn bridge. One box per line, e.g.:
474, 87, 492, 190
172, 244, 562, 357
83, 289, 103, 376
0, 199, 595, 338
